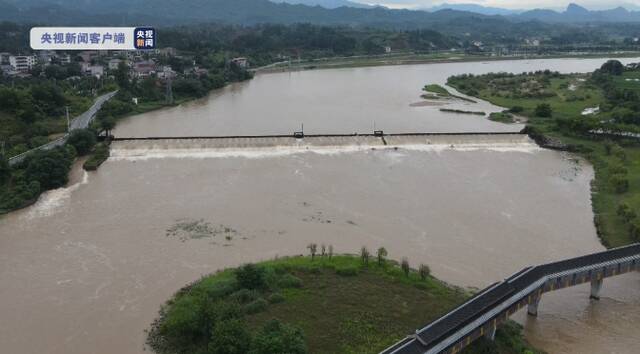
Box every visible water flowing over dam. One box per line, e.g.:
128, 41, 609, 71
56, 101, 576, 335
110, 133, 537, 160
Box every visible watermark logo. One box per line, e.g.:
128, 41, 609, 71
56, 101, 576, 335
31, 27, 156, 50
134, 27, 156, 50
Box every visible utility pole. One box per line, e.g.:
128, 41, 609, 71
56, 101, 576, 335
66, 106, 70, 132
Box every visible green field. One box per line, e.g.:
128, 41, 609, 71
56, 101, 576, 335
446, 69, 640, 248
148, 254, 541, 354
448, 74, 603, 120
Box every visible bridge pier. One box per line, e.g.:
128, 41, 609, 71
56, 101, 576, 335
484, 326, 496, 341
590, 278, 603, 300
527, 296, 541, 317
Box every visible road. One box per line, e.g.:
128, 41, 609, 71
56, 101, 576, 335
8, 91, 117, 166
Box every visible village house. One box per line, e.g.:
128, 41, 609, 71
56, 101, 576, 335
231, 57, 249, 69
133, 60, 157, 78
156, 47, 177, 57
9, 55, 37, 73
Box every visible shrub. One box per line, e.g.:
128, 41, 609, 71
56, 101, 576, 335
0, 155, 10, 185
208, 318, 251, 354
419, 264, 431, 280
83, 143, 110, 171
534, 103, 552, 118
509, 106, 524, 113
66, 129, 97, 155
250, 320, 307, 354
307, 243, 317, 260
617, 203, 636, 223
360, 246, 370, 266
244, 298, 268, 314
268, 293, 285, 304
401, 258, 410, 277
235, 264, 267, 290
609, 175, 629, 194
336, 266, 358, 277
230, 288, 260, 304
278, 273, 302, 289
159, 295, 209, 351
377, 247, 388, 266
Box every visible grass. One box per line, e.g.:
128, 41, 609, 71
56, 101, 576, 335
149, 254, 541, 354
424, 84, 451, 96
449, 75, 603, 120
489, 111, 517, 123
448, 71, 640, 248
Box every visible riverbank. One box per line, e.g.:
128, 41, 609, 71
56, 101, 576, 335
445, 68, 640, 248
147, 253, 542, 354
255, 51, 640, 74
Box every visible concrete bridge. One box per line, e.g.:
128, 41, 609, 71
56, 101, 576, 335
381, 244, 640, 354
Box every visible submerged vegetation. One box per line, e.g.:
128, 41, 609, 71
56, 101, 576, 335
148, 248, 540, 354
440, 108, 486, 115
446, 60, 640, 247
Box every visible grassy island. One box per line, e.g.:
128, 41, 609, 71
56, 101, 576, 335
444, 60, 640, 248
147, 250, 541, 354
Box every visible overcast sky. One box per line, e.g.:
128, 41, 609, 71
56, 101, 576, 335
356, 0, 640, 10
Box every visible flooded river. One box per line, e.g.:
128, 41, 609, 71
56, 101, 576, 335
1, 58, 639, 354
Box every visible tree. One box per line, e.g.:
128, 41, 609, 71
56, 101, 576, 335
250, 320, 307, 354
360, 246, 370, 266
320, 244, 326, 257
401, 258, 410, 277
24, 147, 74, 190
328, 245, 333, 259
208, 319, 251, 354
377, 247, 388, 266
0, 155, 10, 185
534, 103, 552, 118
66, 129, 97, 156
419, 264, 431, 281
99, 116, 116, 138
235, 264, 266, 290
600, 60, 624, 76
307, 243, 317, 260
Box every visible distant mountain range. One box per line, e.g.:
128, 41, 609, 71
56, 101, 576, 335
518, 3, 640, 22
270, 0, 372, 9
2, 0, 640, 28
424, 3, 522, 16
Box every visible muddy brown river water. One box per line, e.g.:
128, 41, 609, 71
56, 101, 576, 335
1, 58, 639, 354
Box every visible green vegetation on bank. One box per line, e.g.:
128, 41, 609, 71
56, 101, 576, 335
423, 84, 451, 97
440, 108, 486, 115
0, 128, 100, 214
83, 143, 110, 171
446, 60, 640, 247
148, 248, 541, 354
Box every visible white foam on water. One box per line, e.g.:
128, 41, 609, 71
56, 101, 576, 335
22, 170, 89, 220
109, 142, 542, 161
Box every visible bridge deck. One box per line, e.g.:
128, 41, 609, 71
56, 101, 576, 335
382, 244, 640, 354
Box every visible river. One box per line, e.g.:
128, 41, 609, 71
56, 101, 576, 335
1, 58, 639, 354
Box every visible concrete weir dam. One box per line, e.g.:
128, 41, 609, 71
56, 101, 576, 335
109, 132, 536, 159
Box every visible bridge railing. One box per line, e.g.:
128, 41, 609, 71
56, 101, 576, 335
382, 244, 640, 354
